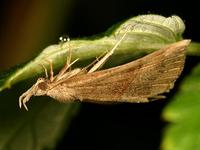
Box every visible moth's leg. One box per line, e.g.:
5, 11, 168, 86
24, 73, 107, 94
83, 53, 105, 71
54, 58, 79, 81
66, 37, 72, 69
45, 59, 54, 82
49, 60, 54, 82
55, 38, 74, 80
55, 68, 83, 85
39, 64, 49, 79
88, 28, 129, 73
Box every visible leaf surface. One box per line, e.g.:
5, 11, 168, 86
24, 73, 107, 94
162, 63, 200, 150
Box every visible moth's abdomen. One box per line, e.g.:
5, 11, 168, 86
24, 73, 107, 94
47, 85, 76, 102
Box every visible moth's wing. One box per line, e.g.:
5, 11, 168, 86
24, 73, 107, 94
63, 40, 190, 103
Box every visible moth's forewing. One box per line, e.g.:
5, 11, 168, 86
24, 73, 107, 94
50, 40, 190, 103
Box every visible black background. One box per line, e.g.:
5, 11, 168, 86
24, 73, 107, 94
1, 0, 200, 150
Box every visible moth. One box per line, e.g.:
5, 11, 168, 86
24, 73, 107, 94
19, 32, 190, 111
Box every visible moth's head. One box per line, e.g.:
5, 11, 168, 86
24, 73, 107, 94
19, 77, 51, 111
34, 77, 50, 96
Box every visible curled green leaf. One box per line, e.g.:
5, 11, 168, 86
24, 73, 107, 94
0, 14, 185, 92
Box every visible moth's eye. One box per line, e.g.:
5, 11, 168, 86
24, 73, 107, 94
37, 78, 43, 82
38, 82, 48, 90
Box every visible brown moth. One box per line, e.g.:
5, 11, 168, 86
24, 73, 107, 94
19, 33, 190, 110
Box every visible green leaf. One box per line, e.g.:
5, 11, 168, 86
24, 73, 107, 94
0, 14, 185, 92
0, 14, 187, 150
162, 64, 200, 150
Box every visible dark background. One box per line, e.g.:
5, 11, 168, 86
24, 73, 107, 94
0, 0, 199, 150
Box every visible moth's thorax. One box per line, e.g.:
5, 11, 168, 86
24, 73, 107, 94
46, 84, 76, 102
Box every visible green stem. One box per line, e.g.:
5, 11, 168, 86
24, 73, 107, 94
187, 41, 200, 56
